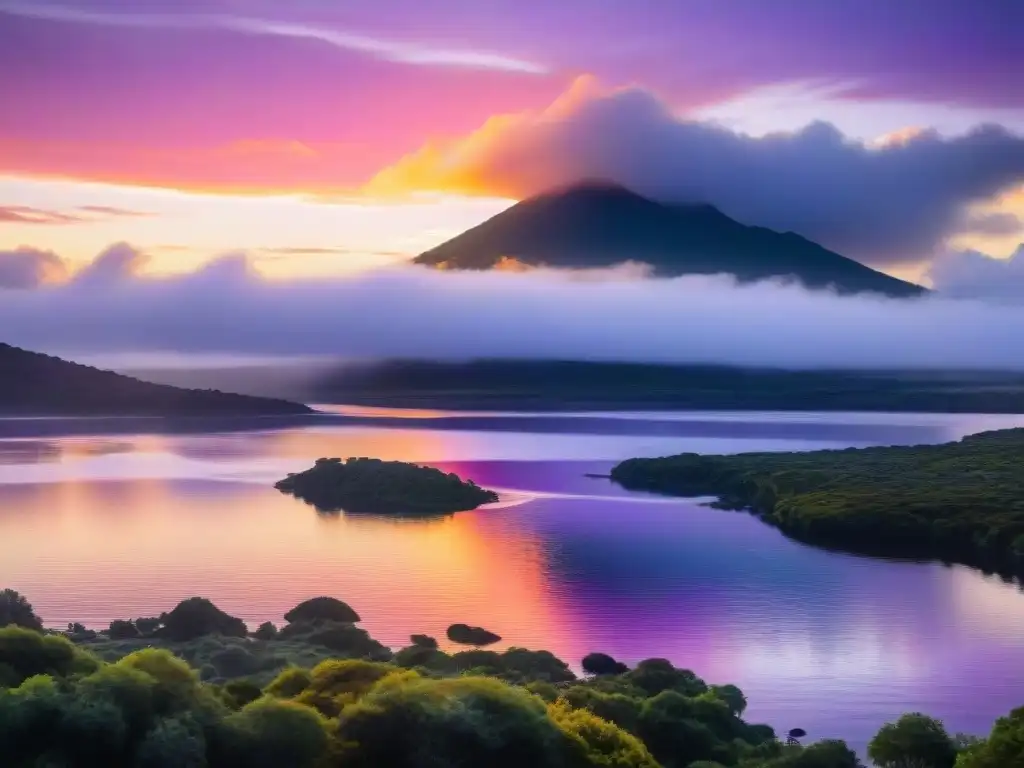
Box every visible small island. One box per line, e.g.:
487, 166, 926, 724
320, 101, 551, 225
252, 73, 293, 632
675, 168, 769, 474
611, 428, 1024, 579
275, 457, 499, 515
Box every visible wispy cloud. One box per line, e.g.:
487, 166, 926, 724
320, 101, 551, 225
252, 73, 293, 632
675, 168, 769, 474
0, 204, 151, 225
0, 206, 83, 225
0, 2, 547, 74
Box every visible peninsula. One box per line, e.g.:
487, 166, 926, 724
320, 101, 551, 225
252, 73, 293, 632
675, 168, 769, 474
0, 343, 312, 416
611, 428, 1024, 579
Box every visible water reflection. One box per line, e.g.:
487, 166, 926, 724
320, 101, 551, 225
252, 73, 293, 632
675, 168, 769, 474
2, 410, 1024, 754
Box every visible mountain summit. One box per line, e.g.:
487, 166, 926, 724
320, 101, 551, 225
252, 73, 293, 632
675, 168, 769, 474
414, 182, 924, 297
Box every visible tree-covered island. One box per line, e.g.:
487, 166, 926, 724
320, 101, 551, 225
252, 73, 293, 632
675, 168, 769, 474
611, 428, 1024, 579
275, 457, 499, 515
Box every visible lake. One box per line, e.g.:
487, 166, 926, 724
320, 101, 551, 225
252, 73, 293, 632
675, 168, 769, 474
2, 407, 1024, 754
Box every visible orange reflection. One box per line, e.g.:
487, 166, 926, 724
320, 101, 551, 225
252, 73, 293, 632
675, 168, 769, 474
0, 475, 581, 658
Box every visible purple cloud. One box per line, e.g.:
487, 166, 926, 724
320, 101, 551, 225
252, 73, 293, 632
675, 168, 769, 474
2, 243, 1023, 369
0, 247, 68, 288
928, 245, 1024, 301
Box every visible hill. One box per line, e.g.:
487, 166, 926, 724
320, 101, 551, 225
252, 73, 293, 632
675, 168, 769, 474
0, 343, 312, 416
310, 359, 1024, 413
414, 181, 925, 297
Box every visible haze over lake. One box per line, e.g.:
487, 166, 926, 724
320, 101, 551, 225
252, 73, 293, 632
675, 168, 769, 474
2, 407, 1024, 754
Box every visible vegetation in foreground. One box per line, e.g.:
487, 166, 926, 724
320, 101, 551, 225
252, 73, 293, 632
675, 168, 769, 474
611, 428, 1024, 579
2, 590, 1020, 767
275, 457, 499, 515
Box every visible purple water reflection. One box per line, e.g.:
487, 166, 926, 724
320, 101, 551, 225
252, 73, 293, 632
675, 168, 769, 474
1, 410, 1023, 756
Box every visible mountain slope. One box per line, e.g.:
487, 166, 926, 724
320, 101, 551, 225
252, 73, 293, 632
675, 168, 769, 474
414, 182, 924, 297
0, 343, 312, 416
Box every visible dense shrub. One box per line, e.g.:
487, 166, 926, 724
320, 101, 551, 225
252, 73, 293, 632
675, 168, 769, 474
159, 598, 247, 642
335, 675, 568, 768
447, 622, 502, 646
0, 589, 43, 631
583, 652, 630, 676
284, 596, 361, 624
0, 626, 100, 687
108, 619, 141, 639
252, 622, 278, 641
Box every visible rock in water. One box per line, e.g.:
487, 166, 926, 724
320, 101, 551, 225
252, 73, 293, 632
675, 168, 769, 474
275, 457, 499, 515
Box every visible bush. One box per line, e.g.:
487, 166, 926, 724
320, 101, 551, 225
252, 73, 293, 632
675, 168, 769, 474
583, 652, 629, 676
223, 679, 263, 708
159, 598, 247, 642
293, 659, 396, 717
252, 622, 278, 641
284, 597, 361, 625
216, 696, 330, 768
549, 700, 660, 768
108, 619, 140, 640
134, 617, 162, 636
869, 712, 957, 768
0, 589, 43, 631
265, 666, 311, 699
335, 675, 568, 768
305, 622, 390, 659
447, 623, 502, 646
211, 646, 259, 678
627, 658, 708, 697
0, 626, 100, 686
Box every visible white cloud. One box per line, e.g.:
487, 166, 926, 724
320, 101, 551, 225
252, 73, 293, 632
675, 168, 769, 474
3, 243, 1024, 370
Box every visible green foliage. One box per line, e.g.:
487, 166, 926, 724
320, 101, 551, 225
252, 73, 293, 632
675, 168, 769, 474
216, 696, 330, 768
159, 597, 248, 642
284, 596, 361, 624
583, 652, 630, 676
0, 626, 100, 687
275, 456, 500, 515
108, 619, 141, 639
0, 589, 43, 631
868, 712, 958, 768
612, 429, 1024, 578
335, 674, 568, 768
954, 706, 1024, 768
627, 658, 709, 697
549, 700, 660, 767
6, 591, 1024, 768
291, 658, 396, 717
252, 621, 278, 641
447, 621, 503, 645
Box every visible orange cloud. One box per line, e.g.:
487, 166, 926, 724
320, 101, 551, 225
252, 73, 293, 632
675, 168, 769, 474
366, 75, 604, 198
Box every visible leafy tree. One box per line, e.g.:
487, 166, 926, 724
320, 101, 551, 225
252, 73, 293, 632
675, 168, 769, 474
410, 633, 438, 648
0, 626, 99, 686
252, 621, 278, 640
869, 713, 958, 768
0, 589, 43, 631
627, 658, 708, 697
955, 706, 1024, 768
216, 696, 330, 768
583, 652, 629, 676
159, 598, 247, 641
108, 619, 141, 639
549, 700, 659, 767
284, 596, 361, 624
336, 675, 567, 768
710, 684, 747, 716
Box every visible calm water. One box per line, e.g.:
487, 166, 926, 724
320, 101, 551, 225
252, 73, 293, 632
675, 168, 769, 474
2, 408, 1024, 754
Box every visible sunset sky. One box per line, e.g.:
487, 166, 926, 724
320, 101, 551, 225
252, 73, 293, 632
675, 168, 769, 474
2, 0, 1023, 283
